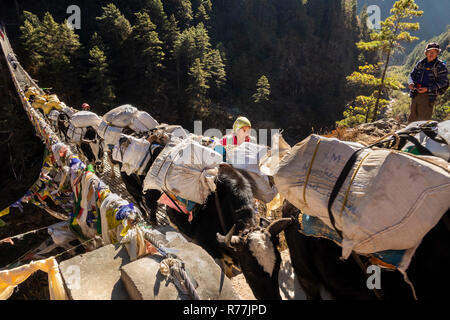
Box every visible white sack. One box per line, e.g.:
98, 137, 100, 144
97, 120, 108, 139
143, 139, 223, 204
48, 109, 60, 122
398, 120, 450, 161
61, 105, 75, 117
70, 111, 102, 128
273, 134, 450, 259
104, 126, 123, 148
129, 111, 159, 133
103, 104, 138, 127
438, 120, 450, 145
227, 142, 277, 203
121, 136, 151, 176
112, 143, 125, 163
67, 124, 86, 143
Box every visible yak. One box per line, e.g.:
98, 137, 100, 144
216, 216, 294, 300
279, 200, 450, 300
165, 163, 292, 300
114, 140, 164, 225
219, 200, 449, 300
50, 110, 104, 173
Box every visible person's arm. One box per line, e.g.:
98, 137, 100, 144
428, 62, 449, 93
408, 61, 422, 89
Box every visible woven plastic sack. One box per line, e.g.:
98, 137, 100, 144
70, 111, 102, 128
143, 139, 222, 204
273, 134, 450, 259
48, 109, 60, 123
67, 124, 86, 143
104, 126, 123, 149
129, 111, 159, 133
97, 120, 108, 139
121, 136, 151, 175
103, 104, 138, 127
227, 142, 277, 203
61, 105, 75, 117
112, 142, 125, 163
398, 120, 450, 162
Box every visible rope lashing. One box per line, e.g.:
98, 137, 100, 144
159, 257, 200, 300
141, 228, 200, 300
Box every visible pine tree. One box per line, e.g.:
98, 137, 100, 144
165, 0, 193, 28
187, 58, 210, 97
89, 32, 106, 52
174, 23, 225, 96
204, 49, 226, 93
130, 11, 165, 99
20, 11, 81, 95
252, 75, 271, 103
131, 12, 165, 71
96, 3, 132, 48
86, 46, 116, 113
195, 2, 210, 25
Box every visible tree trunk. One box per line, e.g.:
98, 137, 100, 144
371, 20, 400, 122
371, 50, 391, 122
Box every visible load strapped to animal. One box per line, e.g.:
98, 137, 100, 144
112, 133, 154, 176
99, 104, 160, 149
63, 110, 102, 143
391, 120, 450, 161
262, 133, 450, 272
25, 87, 66, 115
226, 141, 277, 203
143, 137, 223, 205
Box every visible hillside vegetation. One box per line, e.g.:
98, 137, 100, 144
1, 0, 366, 144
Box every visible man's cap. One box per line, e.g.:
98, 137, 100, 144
233, 116, 251, 133
425, 42, 441, 52
81, 103, 90, 110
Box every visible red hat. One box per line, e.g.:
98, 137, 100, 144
82, 103, 90, 110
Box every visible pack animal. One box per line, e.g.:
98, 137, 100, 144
102, 128, 169, 225
165, 163, 290, 299
280, 200, 450, 300
49, 110, 104, 173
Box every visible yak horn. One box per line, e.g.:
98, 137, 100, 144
224, 224, 236, 248
266, 217, 294, 237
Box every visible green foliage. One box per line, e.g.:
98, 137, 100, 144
165, 0, 193, 28
340, 0, 423, 126
19, 11, 81, 99
252, 75, 271, 103
337, 93, 389, 127
386, 90, 411, 122
173, 22, 226, 97
193, 0, 212, 26
86, 46, 116, 113
131, 12, 165, 70
14, 0, 364, 141
187, 58, 210, 97
433, 88, 450, 121
96, 3, 132, 47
